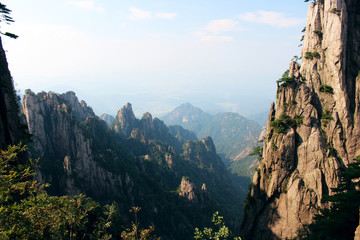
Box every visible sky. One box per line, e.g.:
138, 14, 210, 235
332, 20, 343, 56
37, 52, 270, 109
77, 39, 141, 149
2, 0, 310, 118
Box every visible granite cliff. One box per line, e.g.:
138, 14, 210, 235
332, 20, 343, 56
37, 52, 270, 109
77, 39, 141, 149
241, 0, 360, 239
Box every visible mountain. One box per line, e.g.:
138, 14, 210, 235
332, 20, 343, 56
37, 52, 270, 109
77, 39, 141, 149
162, 103, 262, 176
100, 113, 115, 126
161, 103, 213, 133
21, 90, 244, 239
240, 1, 360, 239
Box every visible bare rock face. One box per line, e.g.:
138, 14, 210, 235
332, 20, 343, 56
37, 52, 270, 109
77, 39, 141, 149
179, 177, 198, 203
22, 90, 125, 198
241, 1, 360, 239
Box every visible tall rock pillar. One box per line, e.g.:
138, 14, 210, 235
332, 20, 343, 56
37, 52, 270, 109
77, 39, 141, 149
240, 0, 360, 239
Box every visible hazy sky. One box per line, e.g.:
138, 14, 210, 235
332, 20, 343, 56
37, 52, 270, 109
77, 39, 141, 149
2, 0, 310, 117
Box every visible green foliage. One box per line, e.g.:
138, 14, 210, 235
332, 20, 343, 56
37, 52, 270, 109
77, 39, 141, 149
330, 8, 341, 15
277, 70, 295, 86
0, 3, 18, 39
121, 207, 159, 240
321, 109, 332, 127
312, 51, 320, 58
313, 30, 323, 40
0, 144, 122, 239
249, 146, 261, 157
194, 212, 241, 240
304, 52, 320, 60
295, 156, 360, 240
270, 114, 303, 134
319, 84, 334, 94
270, 118, 288, 134
321, 110, 332, 120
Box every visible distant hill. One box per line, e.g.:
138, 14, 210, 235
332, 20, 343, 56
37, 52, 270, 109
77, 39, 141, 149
162, 103, 262, 177
161, 103, 212, 133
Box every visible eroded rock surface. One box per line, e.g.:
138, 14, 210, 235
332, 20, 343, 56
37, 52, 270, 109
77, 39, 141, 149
241, 1, 360, 239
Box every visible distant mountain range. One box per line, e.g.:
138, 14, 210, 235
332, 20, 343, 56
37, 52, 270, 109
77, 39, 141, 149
161, 103, 264, 177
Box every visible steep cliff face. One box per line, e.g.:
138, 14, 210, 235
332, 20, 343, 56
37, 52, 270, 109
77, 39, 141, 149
241, 1, 360, 239
0, 37, 26, 150
22, 90, 127, 200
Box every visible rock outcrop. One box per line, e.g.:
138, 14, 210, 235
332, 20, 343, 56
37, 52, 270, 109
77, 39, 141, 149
179, 177, 198, 203
241, 1, 360, 239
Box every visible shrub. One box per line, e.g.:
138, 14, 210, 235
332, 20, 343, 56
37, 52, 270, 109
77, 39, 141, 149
270, 119, 288, 134
319, 84, 334, 94
270, 114, 304, 134
313, 30, 323, 39
194, 212, 241, 240
312, 51, 321, 58
321, 110, 332, 126
304, 52, 321, 60
249, 146, 262, 157
304, 52, 313, 59
330, 8, 341, 15
277, 70, 295, 86
294, 114, 304, 126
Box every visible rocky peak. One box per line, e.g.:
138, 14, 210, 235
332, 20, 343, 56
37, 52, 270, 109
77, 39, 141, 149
140, 112, 155, 136
201, 136, 216, 153
111, 103, 139, 137
61, 91, 95, 121
240, 1, 360, 239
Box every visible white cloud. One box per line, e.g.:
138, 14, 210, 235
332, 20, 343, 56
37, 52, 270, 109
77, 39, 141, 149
129, 7, 177, 20
204, 19, 241, 34
193, 19, 243, 42
193, 31, 233, 42
155, 12, 177, 19
68, 1, 105, 12
129, 7, 152, 20
238, 11, 304, 28
149, 33, 163, 39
